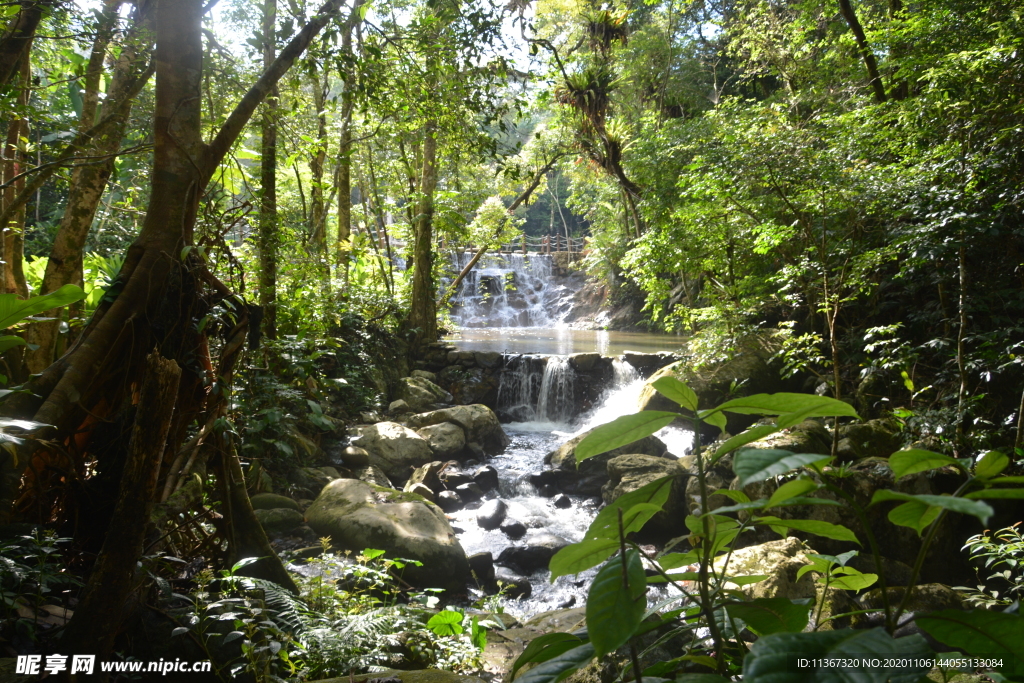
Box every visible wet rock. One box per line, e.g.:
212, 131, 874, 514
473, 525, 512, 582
351, 464, 394, 489
602, 454, 688, 535
551, 494, 572, 509
568, 352, 601, 372
288, 467, 334, 498
522, 607, 588, 632
353, 422, 434, 480
477, 499, 508, 530
341, 445, 371, 468
254, 508, 304, 535
494, 567, 532, 599
408, 405, 509, 455
500, 519, 527, 539
438, 366, 501, 406
397, 376, 454, 412
405, 461, 445, 495
318, 466, 342, 479
545, 429, 669, 496
468, 551, 496, 583
496, 532, 569, 574
306, 479, 470, 590
747, 418, 832, 455
388, 399, 412, 415
440, 470, 472, 488
622, 351, 665, 370
456, 482, 485, 503
474, 351, 503, 369
406, 482, 435, 502
436, 490, 464, 512
473, 465, 499, 491
415, 422, 467, 460
251, 493, 301, 512
538, 484, 559, 498
411, 369, 438, 382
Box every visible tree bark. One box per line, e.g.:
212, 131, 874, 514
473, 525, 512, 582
23, 1, 154, 373
0, 0, 51, 94
836, 0, 887, 104
258, 0, 278, 340
408, 120, 438, 344
1, 42, 31, 297
59, 351, 181, 662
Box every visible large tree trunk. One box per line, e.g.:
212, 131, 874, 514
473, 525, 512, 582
23, 1, 154, 373
1, 42, 31, 298
837, 0, 887, 104
258, 0, 279, 339
408, 120, 438, 344
0, 0, 51, 94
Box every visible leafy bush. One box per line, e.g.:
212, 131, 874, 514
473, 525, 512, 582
955, 523, 1024, 609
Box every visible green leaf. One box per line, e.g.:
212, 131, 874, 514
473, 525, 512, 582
586, 550, 646, 658
888, 449, 960, 480
917, 610, 1024, 677
549, 539, 620, 580
513, 642, 595, 683
0, 285, 87, 331
725, 598, 812, 635
709, 393, 860, 418
697, 409, 727, 432
974, 450, 1010, 480
743, 628, 933, 683
755, 516, 860, 544
714, 424, 779, 459
575, 411, 678, 462
0, 335, 26, 354
584, 477, 674, 540
796, 555, 832, 581
869, 490, 993, 525
964, 488, 1024, 499
766, 478, 819, 507
427, 609, 464, 636
886, 500, 942, 535
510, 633, 583, 680
733, 449, 832, 487
828, 571, 877, 591
651, 376, 698, 411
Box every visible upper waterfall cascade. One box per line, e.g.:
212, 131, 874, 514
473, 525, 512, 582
448, 252, 582, 328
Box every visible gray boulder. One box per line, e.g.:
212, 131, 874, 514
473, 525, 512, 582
250, 493, 301, 512
409, 405, 509, 455
340, 445, 371, 468
397, 376, 453, 412
416, 422, 467, 460
473, 465, 499, 491
405, 461, 445, 495
500, 519, 527, 539
306, 479, 470, 590
477, 499, 508, 530
351, 464, 394, 489
352, 422, 434, 480
544, 430, 668, 496
253, 508, 304, 534
496, 532, 569, 574
436, 490, 464, 512
288, 467, 334, 498
602, 454, 687, 535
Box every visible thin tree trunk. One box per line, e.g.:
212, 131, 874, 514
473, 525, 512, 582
1, 44, 31, 295
259, 0, 279, 339
955, 242, 968, 454
24, 1, 153, 373
408, 121, 438, 344
836, 0, 887, 104
0, 0, 50, 94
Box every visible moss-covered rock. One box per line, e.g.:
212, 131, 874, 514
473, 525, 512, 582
305, 479, 470, 590
545, 431, 668, 496
253, 507, 304, 534
250, 493, 301, 512
408, 404, 509, 455
353, 422, 434, 480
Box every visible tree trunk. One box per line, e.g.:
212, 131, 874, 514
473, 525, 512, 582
408, 121, 438, 344
23, 1, 154, 373
0, 0, 50, 94
259, 0, 279, 340
836, 0, 887, 104
1, 43, 31, 297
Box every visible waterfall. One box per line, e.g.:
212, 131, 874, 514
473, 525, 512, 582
537, 356, 575, 424
497, 355, 577, 424
448, 252, 575, 328
611, 357, 640, 385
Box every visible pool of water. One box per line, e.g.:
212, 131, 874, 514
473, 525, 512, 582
444, 328, 687, 357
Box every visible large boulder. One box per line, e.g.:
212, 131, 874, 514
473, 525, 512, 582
713, 537, 816, 601
601, 454, 688, 536
495, 532, 569, 574
352, 422, 434, 481
397, 376, 453, 412
253, 508, 305, 535
835, 419, 903, 460
409, 405, 509, 455
250, 493, 301, 512
545, 430, 668, 496
745, 419, 832, 455
288, 467, 335, 498
306, 479, 470, 590
405, 461, 445, 495
351, 464, 394, 489
415, 422, 467, 460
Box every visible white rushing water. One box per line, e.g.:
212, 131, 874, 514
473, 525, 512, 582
452, 359, 693, 617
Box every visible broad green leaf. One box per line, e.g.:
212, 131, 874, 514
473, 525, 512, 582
697, 409, 727, 432
549, 539, 620, 580
755, 516, 860, 544
974, 450, 1010, 480
0, 335, 26, 354
686, 514, 739, 536
767, 478, 819, 507
427, 609, 464, 636
709, 393, 860, 418
513, 642, 595, 683
713, 488, 750, 503
657, 551, 699, 570
713, 424, 779, 459
744, 628, 933, 683
584, 477, 673, 540
726, 574, 769, 587
725, 598, 812, 635
828, 571, 877, 591
586, 550, 646, 658
965, 488, 1024, 499
733, 449, 832, 487
708, 499, 770, 515
575, 411, 678, 462
988, 476, 1024, 484
888, 449, 960, 480
510, 633, 583, 681
651, 376, 698, 411
796, 555, 832, 581
0, 284, 87, 330
887, 500, 942, 535
917, 610, 1024, 677
869, 490, 993, 525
